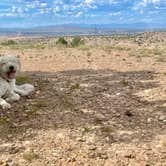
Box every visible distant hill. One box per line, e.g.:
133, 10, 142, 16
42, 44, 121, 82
0, 24, 165, 37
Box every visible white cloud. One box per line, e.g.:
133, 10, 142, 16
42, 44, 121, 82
75, 11, 83, 17
109, 0, 118, 4
53, 6, 60, 13
152, 0, 160, 4
133, 0, 148, 11
17, 7, 23, 14
11, 6, 17, 13
85, 0, 95, 4
26, 1, 48, 9
0, 13, 16, 17
133, 0, 162, 11
63, 4, 70, 10
39, 8, 51, 14
11, 6, 26, 15
40, 3, 47, 8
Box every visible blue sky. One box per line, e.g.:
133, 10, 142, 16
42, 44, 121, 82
0, 0, 165, 28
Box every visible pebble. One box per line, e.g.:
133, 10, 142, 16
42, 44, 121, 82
76, 137, 85, 142
5, 159, 14, 166
159, 115, 166, 121
116, 93, 121, 96
147, 118, 152, 123
88, 146, 97, 151
80, 84, 89, 88
67, 157, 76, 162
97, 152, 108, 159
24, 109, 31, 113
124, 153, 135, 159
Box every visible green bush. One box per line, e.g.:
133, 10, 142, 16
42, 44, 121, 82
56, 37, 68, 46
71, 37, 84, 47
1, 40, 17, 46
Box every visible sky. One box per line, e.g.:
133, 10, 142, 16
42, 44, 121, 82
0, 0, 165, 28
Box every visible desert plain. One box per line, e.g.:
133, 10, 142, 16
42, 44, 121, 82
0, 32, 166, 165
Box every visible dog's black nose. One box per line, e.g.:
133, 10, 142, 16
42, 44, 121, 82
9, 65, 14, 71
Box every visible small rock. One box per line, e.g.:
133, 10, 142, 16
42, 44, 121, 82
125, 110, 134, 117
95, 113, 106, 121
57, 133, 65, 139
116, 93, 121, 96
67, 157, 76, 162
76, 137, 85, 142
8, 146, 20, 154
88, 145, 97, 151
159, 115, 166, 121
80, 84, 89, 88
5, 159, 14, 166
88, 152, 96, 158
97, 152, 108, 159
124, 153, 135, 159
36, 90, 40, 94
81, 109, 91, 113
115, 113, 121, 117
102, 93, 111, 98
24, 109, 31, 113
147, 118, 152, 123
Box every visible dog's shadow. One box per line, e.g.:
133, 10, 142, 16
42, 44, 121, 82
0, 69, 165, 144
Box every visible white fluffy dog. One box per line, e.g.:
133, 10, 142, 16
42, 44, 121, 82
0, 54, 35, 109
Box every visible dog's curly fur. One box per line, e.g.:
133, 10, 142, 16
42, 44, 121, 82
0, 54, 35, 109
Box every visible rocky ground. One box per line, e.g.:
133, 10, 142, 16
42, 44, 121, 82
0, 34, 166, 165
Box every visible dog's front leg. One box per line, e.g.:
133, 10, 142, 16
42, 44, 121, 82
15, 84, 35, 96
6, 92, 20, 103
0, 98, 11, 109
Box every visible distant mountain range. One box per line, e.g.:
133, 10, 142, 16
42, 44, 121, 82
0, 23, 165, 37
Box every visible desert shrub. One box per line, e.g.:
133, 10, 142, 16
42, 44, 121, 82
34, 43, 45, 49
71, 37, 84, 47
78, 44, 90, 50
23, 150, 39, 162
56, 37, 68, 46
16, 76, 33, 85
1, 40, 17, 46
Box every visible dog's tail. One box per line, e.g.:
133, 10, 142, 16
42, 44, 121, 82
15, 84, 35, 96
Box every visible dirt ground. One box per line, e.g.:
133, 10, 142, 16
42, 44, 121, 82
0, 34, 166, 165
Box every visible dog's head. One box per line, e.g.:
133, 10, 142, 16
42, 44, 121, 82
0, 55, 20, 81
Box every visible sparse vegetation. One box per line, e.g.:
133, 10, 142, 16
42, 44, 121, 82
0, 116, 11, 125
121, 79, 129, 86
16, 76, 33, 85
56, 37, 68, 46
70, 83, 80, 90
78, 44, 90, 50
100, 126, 113, 133
26, 106, 41, 116
71, 37, 84, 47
0, 40, 47, 50
1, 40, 17, 46
23, 150, 39, 162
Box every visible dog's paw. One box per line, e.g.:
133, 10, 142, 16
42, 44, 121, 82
15, 94, 20, 101
11, 93, 20, 101
2, 102, 11, 109
6, 93, 20, 102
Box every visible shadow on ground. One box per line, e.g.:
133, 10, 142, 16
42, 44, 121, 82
0, 69, 165, 144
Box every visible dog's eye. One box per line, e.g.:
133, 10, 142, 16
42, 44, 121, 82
0, 62, 6, 65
